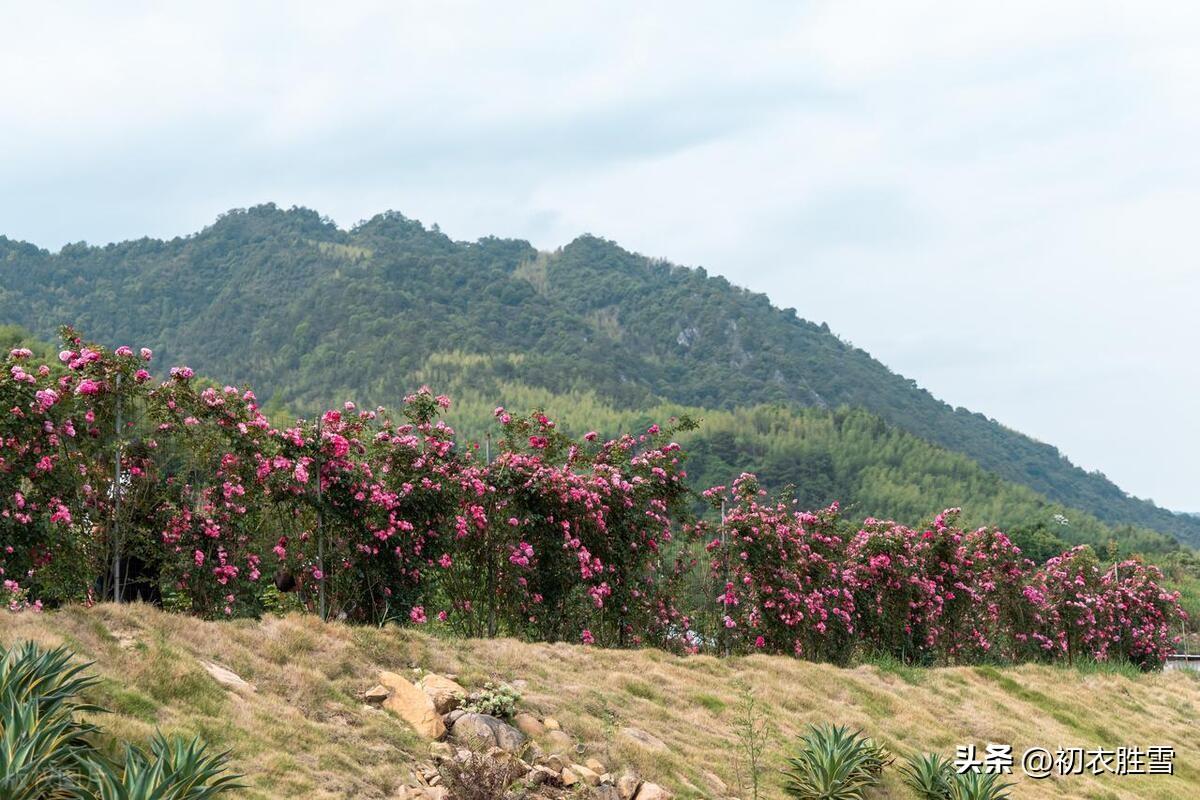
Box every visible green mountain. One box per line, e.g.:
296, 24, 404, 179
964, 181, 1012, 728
1, 203, 1195, 551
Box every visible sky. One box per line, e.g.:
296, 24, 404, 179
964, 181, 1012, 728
1, 2, 1197, 511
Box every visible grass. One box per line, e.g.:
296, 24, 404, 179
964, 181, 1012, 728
2, 604, 1198, 799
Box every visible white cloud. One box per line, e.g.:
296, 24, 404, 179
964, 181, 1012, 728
0, 1, 1197, 509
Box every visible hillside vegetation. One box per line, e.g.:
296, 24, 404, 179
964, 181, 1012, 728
0, 204, 1196, 547
4, 605, 1197, 800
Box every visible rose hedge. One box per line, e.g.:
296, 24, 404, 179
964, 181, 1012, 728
0, 331, 1187, 667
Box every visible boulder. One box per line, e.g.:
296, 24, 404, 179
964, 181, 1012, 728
617, 772, 641, 800
450, 712, 526, 753
585, 757, 606, 774
528, 765, 558, 786
561, 768, 580, 787
512, 711, 546, 738
635, 783, 672, 800
445, 709, 465, 726
701, 770, 728, 795
595, 787, 622, 800
379, 670, 446, 740
200, 661, 254, 693
543, 730, 574, 755
620, 727, 667, 752
363, 684, 389, 704
570, 764, 601, 786
418, 674, 467, 714
544, 753, 568, 772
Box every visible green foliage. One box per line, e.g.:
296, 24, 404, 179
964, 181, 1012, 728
461, 682, 521, 719
0, 204, 1195, 549
0, 641, 240, 799
947, 770, 1012, 800
781, 724, 889, 800
899, 752, 956, 800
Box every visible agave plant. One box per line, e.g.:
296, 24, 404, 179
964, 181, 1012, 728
0, 641, 241, 800
898, 752, 955, 800
0, 642, 101, 800
86, 734, 243, 800
781, 724, 890, 800
948, 770, 1013, 800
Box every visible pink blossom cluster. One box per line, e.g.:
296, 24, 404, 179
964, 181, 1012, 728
699, 476, 1186, 667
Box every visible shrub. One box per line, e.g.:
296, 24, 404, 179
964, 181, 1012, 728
899, 752, 955, 800
461, 681, 521, 719
0, 641, 240, 799
781, 724, 888, 800
948, 770, 1012, 800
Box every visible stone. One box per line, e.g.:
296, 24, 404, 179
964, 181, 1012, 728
617, 773, 641, 800
544, 754, 568, 772
620, 727, 667, 752
199, 660, 255, 693
445, 709, 465, 726
595, 787, 622, 800
585, 757, 605, 774
450, 713, 527, 753
635, 783, 672, 800
561, 768, 580, 787
379, 670, 446, 740
512, 711, 546, 738
364, 684, 390, 704
528, 765, 558, 786
543, 716, 561, 730
543, 730, 574, 755
701, 770, 727, 795
418, 674, 467, 714
570, 764, 601, 786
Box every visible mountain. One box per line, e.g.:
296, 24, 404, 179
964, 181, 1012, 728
1, 203, 1196, 550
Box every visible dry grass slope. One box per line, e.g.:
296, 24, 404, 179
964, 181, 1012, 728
3, 604, 1197, 800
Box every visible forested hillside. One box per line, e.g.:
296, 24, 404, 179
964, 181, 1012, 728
1, 203, 1196, 548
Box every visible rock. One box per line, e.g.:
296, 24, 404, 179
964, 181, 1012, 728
445, 709, 465, 726
419, 674, 467, 714
364, 684, 390, 704
544, 753, 568, 772
595, 787, 622, 800
600, 773, 614, 785
512, 711, 546, 738
585, 757, 605, 774
570, 764, 601, 786
199, 661, 255, 693
423, 788, 447, 800
617, 773, 641, 800
635, 783, 672, 800
528, 765, 558, 786
620, 727, 667, 752
379, 670, 446, 740
561, 768, 580, 787
701, 770, 727, 795
543, 716, 561, 730
450, 713, 526, 753
543, 730, 574, 755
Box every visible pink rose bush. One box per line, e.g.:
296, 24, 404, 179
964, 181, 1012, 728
0, 330, 1187, 668
699, 477, 1186, 667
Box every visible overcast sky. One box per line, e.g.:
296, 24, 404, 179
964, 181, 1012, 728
1, 2, 1197, 511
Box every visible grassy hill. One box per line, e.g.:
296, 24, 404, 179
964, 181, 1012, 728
0, 204, 1196, 548
6, 605, 1197, 800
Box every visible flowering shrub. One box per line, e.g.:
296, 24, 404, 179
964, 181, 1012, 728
700, 476, 1186, 667
0, 332, 1187, 668
434, 408, 694, 647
